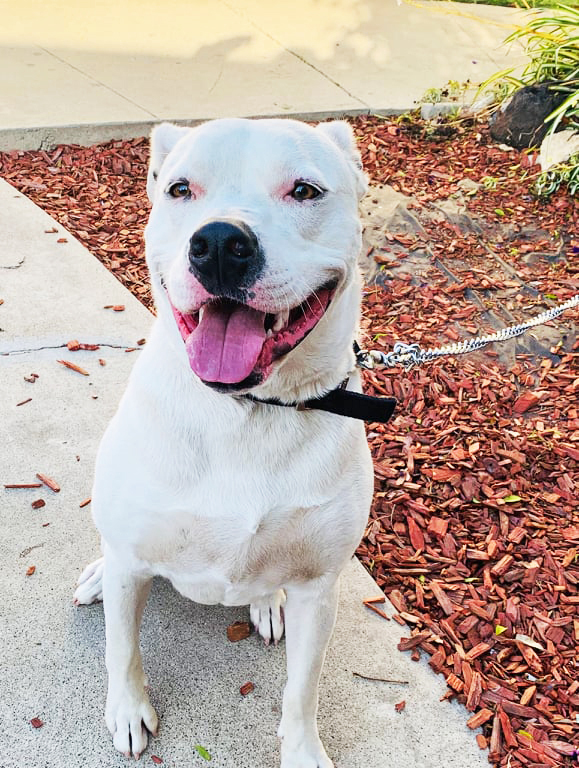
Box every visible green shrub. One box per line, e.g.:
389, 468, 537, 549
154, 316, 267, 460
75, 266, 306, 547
483, 4, 579, 132
534, 153, 579, 196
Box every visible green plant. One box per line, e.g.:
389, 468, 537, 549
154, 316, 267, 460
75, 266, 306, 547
481, 175, 499, 189
533, 152, 579, 195
420, 80, 469, 104
481, 4, 579, 132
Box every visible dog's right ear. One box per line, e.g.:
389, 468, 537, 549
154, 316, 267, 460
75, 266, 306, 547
315, 121, 368, 201
147, 123, 191, 202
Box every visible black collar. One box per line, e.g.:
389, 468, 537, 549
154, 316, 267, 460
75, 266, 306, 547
243, 378, 396, 424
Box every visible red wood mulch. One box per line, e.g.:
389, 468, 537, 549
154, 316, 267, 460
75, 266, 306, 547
1, 115, 577, 767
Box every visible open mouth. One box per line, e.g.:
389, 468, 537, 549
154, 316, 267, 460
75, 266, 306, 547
170, 281, 337, 389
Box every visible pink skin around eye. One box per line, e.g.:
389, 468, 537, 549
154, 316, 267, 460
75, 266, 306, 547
273, 182, 294, 200
188, 182, 206, 199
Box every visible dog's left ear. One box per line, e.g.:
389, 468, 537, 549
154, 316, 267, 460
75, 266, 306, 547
147, 122, 191, 202
316, 121, 368, 200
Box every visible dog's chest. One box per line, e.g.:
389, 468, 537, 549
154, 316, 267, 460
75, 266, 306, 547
140, 501, 331, 606
98, 372, 372, 607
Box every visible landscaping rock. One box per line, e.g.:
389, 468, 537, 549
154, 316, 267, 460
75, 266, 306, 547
539, 128, 579, 171
489, 83, 566, 149
420, 102, 462, 120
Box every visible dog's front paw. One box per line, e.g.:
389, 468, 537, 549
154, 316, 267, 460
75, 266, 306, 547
278, 722, 333, 768
106, 685, 158, 759
250, 589, 286, 645
280, 740, 334, 768
73, 557, 104, 605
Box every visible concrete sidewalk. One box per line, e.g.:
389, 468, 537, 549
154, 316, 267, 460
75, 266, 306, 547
0, 0, 528, 149
0, 179, 489, 767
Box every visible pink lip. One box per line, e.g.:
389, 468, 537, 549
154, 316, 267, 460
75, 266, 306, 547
169, 283, 336, 386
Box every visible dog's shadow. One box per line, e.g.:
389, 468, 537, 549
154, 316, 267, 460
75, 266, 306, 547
70, 576, 288, 766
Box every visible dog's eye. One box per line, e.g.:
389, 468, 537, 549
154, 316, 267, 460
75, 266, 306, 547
167, 181, 191, 199
290, 181, 323, 202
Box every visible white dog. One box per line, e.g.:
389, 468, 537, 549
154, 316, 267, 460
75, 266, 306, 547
74, 117, 375, 768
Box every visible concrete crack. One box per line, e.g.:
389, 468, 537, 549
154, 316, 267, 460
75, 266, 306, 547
0, 257, 25, 270
2, 342, 143, 356
38, 47, 158, 119
219, 0, 370, 109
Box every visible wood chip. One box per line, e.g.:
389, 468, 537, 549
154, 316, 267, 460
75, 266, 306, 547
489, 713, 502, 763
362, 596, 386, 605
466, 671, 483, 711
429, 581, 455, 616
498, 707, 518, 749
36, 473, 60, 492
364, 601, 391, 621
446, 673, 464, 693
57, 359, 89, 376
513, 392, 541, 414
467, 708, 494, 729
491, 555, 514, 577
397, 631, 431, 651
465, 642, 493, 662
226, 621, 251, 642
31, 499, 45, 509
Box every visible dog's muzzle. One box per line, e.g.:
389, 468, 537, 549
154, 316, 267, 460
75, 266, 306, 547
188, 219, 264, 299
168, 220, 339, 392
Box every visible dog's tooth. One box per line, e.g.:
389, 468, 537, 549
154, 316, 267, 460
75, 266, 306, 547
198, 306, 205, 323
266, 329, 273, 339
272, 309, 290, 333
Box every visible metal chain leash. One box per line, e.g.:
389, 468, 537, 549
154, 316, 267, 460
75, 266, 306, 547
356, 294, 579, 372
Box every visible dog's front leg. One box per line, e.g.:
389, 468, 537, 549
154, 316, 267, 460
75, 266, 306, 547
102, 548, 158, 759
279, 576, 339, 768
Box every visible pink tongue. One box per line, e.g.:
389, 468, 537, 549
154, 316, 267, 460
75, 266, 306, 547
185, 302, 267, 383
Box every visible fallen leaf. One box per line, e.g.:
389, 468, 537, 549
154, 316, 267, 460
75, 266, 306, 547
515, 633, 545, 652
194, 745, 211, 761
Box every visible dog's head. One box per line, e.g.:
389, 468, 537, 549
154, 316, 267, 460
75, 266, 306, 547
145, 118, 367, 399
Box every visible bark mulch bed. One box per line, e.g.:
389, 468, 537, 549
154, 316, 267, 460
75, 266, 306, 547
1, 115, 577, 767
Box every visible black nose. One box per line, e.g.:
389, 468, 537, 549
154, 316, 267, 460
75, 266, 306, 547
188, 219, 263, 298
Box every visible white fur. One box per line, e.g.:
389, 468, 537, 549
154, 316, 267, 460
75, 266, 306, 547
75, 117, 374, 766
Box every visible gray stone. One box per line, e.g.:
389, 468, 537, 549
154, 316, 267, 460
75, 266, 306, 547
420, 102, 462, 120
